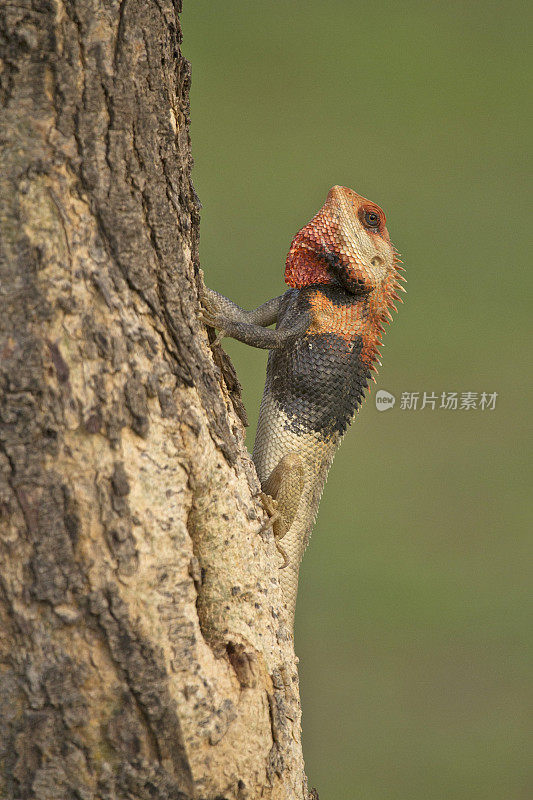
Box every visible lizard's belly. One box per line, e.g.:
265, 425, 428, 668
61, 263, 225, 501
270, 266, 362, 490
267, 332, 369, 439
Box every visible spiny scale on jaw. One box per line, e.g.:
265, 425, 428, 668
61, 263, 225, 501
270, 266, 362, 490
284, 185, 404, 382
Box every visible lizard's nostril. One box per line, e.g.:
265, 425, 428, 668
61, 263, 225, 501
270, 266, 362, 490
371, 257, 382, 267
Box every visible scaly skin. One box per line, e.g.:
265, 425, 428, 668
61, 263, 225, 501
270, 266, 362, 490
200, 186, 404, 626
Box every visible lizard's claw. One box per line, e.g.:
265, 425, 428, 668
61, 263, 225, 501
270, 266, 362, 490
199, 305, 226, 346
198, 276, 228, 343
258, 492, 290, 569
258, 492, 278, 532
198, 296, 221, 328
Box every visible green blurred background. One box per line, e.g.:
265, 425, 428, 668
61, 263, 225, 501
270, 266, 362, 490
181, 2, 531, 797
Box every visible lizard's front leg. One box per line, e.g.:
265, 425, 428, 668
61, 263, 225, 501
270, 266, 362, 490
199, 283, 309, 350
199, 271, 283, 333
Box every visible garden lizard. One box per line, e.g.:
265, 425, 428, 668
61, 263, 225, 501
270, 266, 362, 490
200, 185, 404, 625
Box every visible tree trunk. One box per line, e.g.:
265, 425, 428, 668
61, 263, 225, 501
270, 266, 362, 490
0, 2, 312, 798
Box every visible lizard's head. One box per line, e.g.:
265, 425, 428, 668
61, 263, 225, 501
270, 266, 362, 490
285, 185, 403, 302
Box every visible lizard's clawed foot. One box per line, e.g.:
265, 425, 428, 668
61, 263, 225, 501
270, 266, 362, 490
258, 492, 290, 569
198, 270, 228, 340
198, 299, 224, 335
258, 491, 279, 534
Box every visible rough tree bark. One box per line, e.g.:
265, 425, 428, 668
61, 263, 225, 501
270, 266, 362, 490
0, 2, 315, 798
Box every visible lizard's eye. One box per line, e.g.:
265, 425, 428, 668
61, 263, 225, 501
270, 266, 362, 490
363, 210, 381, 229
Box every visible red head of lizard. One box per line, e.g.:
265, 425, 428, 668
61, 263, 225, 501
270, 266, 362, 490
284, 185, 405, 370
